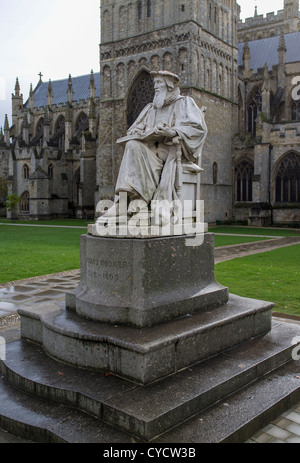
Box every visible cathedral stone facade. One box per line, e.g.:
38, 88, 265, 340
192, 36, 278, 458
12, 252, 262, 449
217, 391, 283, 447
235, 0, 300, 226
0, 0, 299, 226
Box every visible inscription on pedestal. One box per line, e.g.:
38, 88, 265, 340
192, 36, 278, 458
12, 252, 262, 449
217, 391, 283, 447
86, 257, 129, 284
74, 234, 229, 327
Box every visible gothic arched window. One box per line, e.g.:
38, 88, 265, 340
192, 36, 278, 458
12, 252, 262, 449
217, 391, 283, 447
48, 164, 54, 179
36, 118, 44, 136
138, 2, 142, 20
73, 168, 81, 206
247, 88, 262, 136
275, 152, 300, 203
213, 162, 218, 185
32, 118, 44, 146
55, 115, 65, 133
291, 101, 300, 121
50, 115, 65, 149
127, 71, 155, 128
235, 159, 254, 202
23, 164, 30, 180
20, 191, 29, 213
147, 0, 151, 18
75, 112, 89, 138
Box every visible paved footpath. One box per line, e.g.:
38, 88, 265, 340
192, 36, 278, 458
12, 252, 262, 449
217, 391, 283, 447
1, 234, 300, 443
214, 235, 300, 263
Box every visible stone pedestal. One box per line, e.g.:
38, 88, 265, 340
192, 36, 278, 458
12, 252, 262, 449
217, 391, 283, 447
17, 233, 273, 385
65, 233, 228, 327
1, 232, 300, 443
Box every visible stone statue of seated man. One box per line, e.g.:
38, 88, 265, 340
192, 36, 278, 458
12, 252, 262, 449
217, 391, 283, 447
103, 70, 208, 225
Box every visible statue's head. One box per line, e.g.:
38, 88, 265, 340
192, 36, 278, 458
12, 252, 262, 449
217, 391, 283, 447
150, 71, 180, 109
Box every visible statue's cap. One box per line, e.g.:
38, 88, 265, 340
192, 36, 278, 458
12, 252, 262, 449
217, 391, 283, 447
150, 70, 180, 88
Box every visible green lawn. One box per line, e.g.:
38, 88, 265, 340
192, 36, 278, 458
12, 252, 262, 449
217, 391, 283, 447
215, 245, 300, 316
0, 225, 83, 283
0, 224, 271, 284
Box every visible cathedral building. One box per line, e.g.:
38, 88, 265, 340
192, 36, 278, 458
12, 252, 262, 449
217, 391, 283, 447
235, 0, 300, 226
0, 0, 299, 226
0, 72, 100, 219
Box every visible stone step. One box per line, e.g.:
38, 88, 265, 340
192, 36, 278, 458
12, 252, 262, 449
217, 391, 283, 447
1, 319, 300, 441
155, 360, 300, 443
19, 292, 273, 384
0, 374, 135, 444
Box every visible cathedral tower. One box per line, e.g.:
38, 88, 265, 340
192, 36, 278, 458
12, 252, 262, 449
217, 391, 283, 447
284, 0, 299, 18
284, 0, 299, 31
11, 78, 23, 129
97, 0, 239, 222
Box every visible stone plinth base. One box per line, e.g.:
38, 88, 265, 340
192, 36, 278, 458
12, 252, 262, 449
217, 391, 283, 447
18, 293, 273, 384
65, 233, 228, 328
2, 230, 300, 443
16, 233, 273, 384
88, 221, 208, 239
1, 317, 300, 442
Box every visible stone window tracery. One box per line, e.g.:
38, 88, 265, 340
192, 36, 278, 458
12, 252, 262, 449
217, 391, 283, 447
247, 87, 262, 137
20, 191, 29, 213
32, 118, 44, 147
275, 152, 300, 203
23, 164, 30, 180
75, 112, 89, 138
291, 100, 300, 121
138, 2, 142, 20
50, 115, 65, 149
147, 0, 151, 18
235, 159, 254, 202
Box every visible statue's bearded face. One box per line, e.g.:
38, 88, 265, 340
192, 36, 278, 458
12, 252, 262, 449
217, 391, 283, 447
153, 77, 168, 109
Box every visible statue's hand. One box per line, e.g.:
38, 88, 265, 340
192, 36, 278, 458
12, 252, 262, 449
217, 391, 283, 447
154, 123, 176, 139
128, 127, 144, 136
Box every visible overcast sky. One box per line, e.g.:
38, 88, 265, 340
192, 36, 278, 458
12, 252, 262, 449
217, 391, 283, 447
0, 0, 287, 128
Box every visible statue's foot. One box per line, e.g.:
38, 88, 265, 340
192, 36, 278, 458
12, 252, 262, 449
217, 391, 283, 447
182, 162, 203, 173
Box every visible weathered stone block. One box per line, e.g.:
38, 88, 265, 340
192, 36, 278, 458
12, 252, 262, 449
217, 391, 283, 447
66, 233, 229, 327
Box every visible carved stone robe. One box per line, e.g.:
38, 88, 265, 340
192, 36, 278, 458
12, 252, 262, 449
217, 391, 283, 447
115, 95, 207, 215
